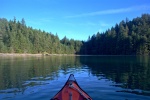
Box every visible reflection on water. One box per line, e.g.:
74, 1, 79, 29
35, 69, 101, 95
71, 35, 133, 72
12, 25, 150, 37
0, 56, 150, 100
0, 56, 81, 90
82, 56, 150, 91
80, 56, 150, 96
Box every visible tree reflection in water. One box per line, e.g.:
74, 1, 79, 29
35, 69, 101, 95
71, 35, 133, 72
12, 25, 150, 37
80, 56, 150, 92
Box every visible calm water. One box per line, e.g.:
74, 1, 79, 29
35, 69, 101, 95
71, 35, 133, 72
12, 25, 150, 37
0, 56, 150, 100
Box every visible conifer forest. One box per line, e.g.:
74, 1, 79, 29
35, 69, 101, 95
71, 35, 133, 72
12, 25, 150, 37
0, 14, 150, 55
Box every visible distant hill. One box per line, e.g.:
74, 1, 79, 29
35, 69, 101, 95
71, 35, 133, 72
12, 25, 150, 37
0, 14, 150, 55
0, 18, 82, 54
80, 14, 150, 55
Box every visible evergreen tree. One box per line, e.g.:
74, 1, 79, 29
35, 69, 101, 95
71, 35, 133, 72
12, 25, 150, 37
0, 14, 150, 55
80, 14, 150, 55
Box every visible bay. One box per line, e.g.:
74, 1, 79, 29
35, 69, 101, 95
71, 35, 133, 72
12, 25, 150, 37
0, 56, 150, 100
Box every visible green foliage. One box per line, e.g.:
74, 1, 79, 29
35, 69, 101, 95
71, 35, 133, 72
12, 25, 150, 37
0, 18, 82, 54
0, 14, 150, 55
80, 14, 150, 55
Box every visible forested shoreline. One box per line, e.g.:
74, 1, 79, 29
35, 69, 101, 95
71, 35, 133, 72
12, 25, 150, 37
0, 14, 150, 55
0, 18, 82, 54
80, 14, 150, 55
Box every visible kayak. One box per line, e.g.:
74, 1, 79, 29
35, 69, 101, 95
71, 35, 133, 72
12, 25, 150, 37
51, 74, 92, 100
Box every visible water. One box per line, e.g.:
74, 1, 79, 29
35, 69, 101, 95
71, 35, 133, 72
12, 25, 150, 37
0, 56, 150, 100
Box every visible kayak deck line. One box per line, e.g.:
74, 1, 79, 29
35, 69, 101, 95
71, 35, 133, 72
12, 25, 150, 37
69, 81, 87, 99
51, 74, 92, 100
69, 92, 72, 100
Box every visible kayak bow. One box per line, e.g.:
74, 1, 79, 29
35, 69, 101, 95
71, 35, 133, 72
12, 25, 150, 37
51, 74, 92, 100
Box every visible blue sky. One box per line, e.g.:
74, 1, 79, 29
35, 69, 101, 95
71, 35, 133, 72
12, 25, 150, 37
1, 0, 150, 40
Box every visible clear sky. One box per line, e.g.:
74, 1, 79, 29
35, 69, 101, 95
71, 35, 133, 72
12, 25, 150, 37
1, 0, 150, 40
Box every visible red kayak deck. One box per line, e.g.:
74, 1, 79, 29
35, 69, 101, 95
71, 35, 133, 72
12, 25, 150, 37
51, 74, 92, 100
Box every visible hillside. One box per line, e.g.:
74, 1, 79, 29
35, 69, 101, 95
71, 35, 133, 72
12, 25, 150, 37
80, 14, 150, 55
0, 18, 82, 54
0, 14, 150, 55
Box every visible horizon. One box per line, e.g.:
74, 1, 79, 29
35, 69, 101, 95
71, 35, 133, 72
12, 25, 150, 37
1, 0, 150, 40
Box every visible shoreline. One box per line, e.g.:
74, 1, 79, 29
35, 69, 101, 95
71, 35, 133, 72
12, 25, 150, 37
0, 53, 79, 57
0, 53, 141, 57
0, 53, 43, 57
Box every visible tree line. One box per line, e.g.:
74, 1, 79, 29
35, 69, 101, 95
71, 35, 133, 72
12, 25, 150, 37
80, 14, 150, 55
0, 14, 150, 55
0, 17, 83, 54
